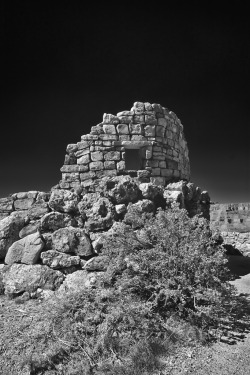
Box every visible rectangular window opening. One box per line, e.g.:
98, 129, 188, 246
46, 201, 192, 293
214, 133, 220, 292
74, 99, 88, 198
125, 148, 142, 170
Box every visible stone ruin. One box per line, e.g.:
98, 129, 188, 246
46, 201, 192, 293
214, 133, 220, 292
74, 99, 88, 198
59, 101, 190, 192
0, 101, 211, 300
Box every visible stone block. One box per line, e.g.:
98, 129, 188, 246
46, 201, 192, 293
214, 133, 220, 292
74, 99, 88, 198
79, 165, 89, 172
91, 151, 103, 161
103, 124, 116, 134
161, 169, 173, 177
151, 168, 161, 176
80, 171, 96, 181
133, 115, 145, 123
60, 165, 79, 173
145, 114, 157, 125
66, 143, 78, 153
75, 148, 90, 158
95, 170, 117, 179
157, 118, 167, 127
104, 161, 116, 169
91, 125, 104, 135
117, 115, 133, 124
117, 124, 129, 134
147, 160, 159, 168
144, 125, 155, 137
77, 141, 92, 150
81, 134, 98, 141
81, 179, 95, 188
103, 141, 112, 146
62, 173, 80, 182
153, 153, 166, 160
152, 103, 163, 113
131, 135, 147, 141
167, 159, 178, 169
119, 134, 130, 140
156, 126, 165, 137
104, 151, 120, 161
159, 161, 166, 168
77, 154, 90, 165
0, 197, 14, 212
144, 102, 153, 111
129, 123, 143, 134
146, 149, 152, 159
132, 101, 144, 113
117, 110, 134, 116
89, 161, 104, 171
166, 130, 173, 139
117, 161, 125, 170
64, 154, 77, 165
99, 134, 118, 141
103, 113, 120, 124
14, 198, 35, 211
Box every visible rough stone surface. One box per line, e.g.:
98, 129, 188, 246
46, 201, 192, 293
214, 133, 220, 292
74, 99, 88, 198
52, 226, 93, 256
56, 270, 98, 295
40, 212, 74, 232
49, 189, 79, 213
40, 250, 80, 269
2, 264, 64, 296
5, 232, 44, 265
0, 215, 25, 260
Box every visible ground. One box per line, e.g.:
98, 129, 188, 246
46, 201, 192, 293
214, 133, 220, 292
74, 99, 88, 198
1, 255, 250, 374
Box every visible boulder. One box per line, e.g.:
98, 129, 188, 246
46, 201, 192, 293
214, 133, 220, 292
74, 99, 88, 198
49, 189, 79, 213
14, 198, 35, 211
2, 264, 64, 297
40, 212, 75, 232
56, 270, 98, 295
105, 176, 141, 204
19, 222, 40, 238
0, 215, 25, 260
27, 201, 49, 220
5, 232, 44, 265
78, 192, 101, 216
0, 197, 14, 213
84, 197, 115, 232
52, 226, 93, 256
40, 250, 80, 269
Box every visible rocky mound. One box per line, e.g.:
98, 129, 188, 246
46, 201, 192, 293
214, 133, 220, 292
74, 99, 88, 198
0, 177, 210, 300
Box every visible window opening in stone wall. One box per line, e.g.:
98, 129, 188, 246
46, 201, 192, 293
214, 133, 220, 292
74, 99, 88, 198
125, 149, 142, 170
240, 218, 243, 223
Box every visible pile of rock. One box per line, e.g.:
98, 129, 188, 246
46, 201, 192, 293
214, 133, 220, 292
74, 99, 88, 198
0, 177, 210, 300
59, 101, 190, 191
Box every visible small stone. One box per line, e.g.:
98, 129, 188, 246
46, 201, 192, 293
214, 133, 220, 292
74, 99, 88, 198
103, 125, 116, 134
89, 161, 104, 171
115, 204, 127, 215
91, 151, 103, 161
117, 124, 129, 134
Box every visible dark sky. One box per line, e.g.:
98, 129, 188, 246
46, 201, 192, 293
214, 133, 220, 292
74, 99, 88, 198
1, 3, 250, 203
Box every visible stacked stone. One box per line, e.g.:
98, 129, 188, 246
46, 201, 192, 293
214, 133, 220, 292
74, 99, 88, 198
0, 191, 51, 220
210, 203, 250, 232
59, 101, 190, 191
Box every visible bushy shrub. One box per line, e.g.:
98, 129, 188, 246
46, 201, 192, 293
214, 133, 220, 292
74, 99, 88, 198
25, 204, 236, 374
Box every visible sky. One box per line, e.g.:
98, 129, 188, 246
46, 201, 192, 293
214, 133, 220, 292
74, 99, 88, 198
1, 3, 250, 203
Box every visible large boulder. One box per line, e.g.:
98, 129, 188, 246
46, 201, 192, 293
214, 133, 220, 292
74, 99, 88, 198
83, 255, 109, 271
27, 201, 49, 220
40, 250, 80, 269
49, 189, 79, 213
5, 232, 44, 265
0, 215, 25, 260
139, 183, 163, 200
2, 264, 64, 297
52, 226, 93, 256
40, 212, 75, 232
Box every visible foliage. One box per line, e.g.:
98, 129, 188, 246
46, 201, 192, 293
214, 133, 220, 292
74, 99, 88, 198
22, 204, 236, 374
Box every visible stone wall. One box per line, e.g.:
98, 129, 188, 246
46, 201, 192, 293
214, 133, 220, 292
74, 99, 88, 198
210, 203, 250, 233
59, 101, 190, 191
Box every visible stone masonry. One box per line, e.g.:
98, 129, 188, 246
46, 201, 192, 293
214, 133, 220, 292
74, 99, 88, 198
59, 101, 190, 191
